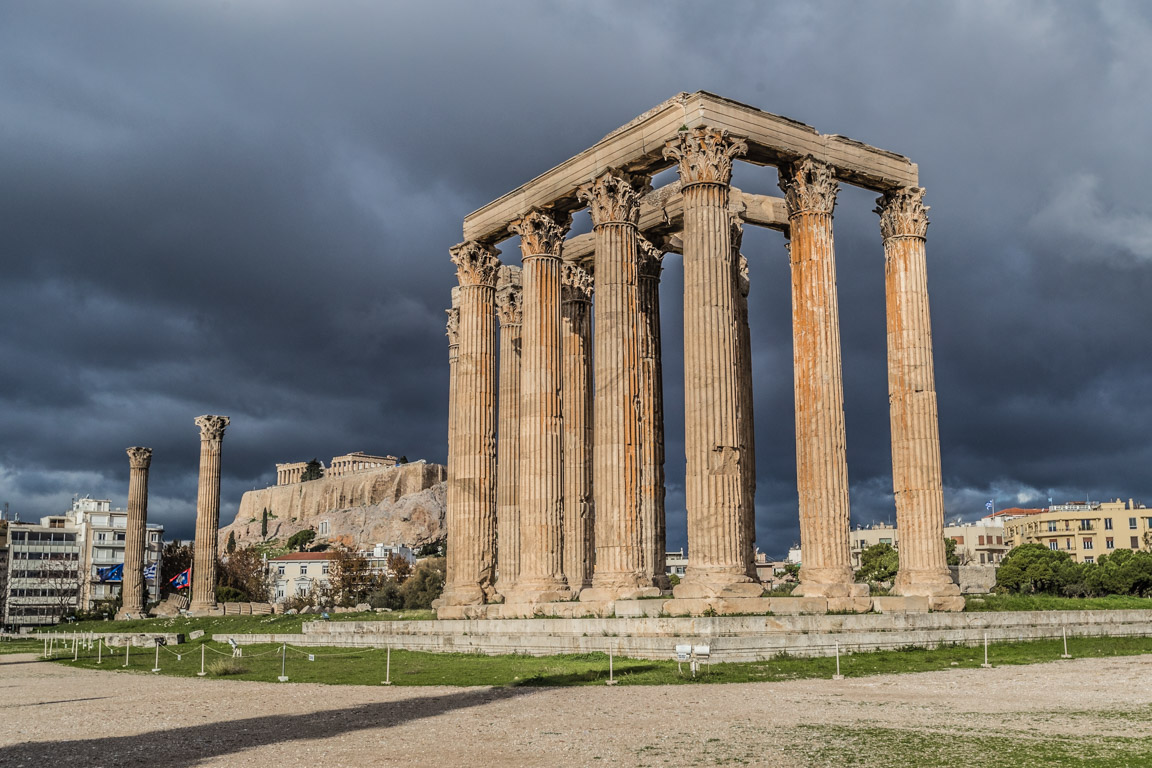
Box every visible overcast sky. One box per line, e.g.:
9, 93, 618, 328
3, 1, 1151, 555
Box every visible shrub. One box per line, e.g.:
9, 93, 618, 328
207, 659, 248, 676
401, 557, 446, 608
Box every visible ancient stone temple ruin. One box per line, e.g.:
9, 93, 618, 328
441, 92, 962, 617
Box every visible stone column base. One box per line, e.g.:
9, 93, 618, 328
437, 585, 489, 607
579, 584, 663, 603
502, 581, 572, 605
672, 569, 764, 600
793, 574, 869, 599
892, 569, 961, 598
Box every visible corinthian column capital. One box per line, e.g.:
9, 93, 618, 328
510, 209, 571, 257
126, 446, 153, 469
561, 262, 593, 303
876, 186, 930, 240
778, 156, 839, 216
637, 237, 665, 280
577, 170, 648, 227
195, 415, 229, 443
450, 241, 502, 287
663, 127, 747, 186
445, 307, 460, 344
496, 283, 524, 325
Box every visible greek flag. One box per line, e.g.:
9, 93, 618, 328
143, 563, 157, 580
985, 499, 994, 510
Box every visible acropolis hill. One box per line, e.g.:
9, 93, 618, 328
218, 460, 446, 552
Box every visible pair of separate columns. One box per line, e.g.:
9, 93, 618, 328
117, 446, 153, 618
191, 414, 229, 613
777, 154, 955, 600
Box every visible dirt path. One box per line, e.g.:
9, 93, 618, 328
1, 653, 1150, 767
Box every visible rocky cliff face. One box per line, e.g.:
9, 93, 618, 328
219, 461, 446, 551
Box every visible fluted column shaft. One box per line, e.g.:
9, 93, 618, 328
119, 447, 152, 617
561, 263, 594, 591
579, 171, 660, 601
638, 241, 669, 590
665, 128, 758, 598
779, 157, 859, 598
878, 187, 959, 599
443, 243, 500, 606
508, 210, 571, 603
495, 267, 524, 594
734, 246, 758, 578
192, 415, 228, 613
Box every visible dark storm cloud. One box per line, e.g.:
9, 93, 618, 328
3, 1, 1151, 553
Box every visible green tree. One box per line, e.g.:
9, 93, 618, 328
287, 529, 316, 552
944, 537, 961, 566
995, 544, 1072, 594
301, 459, 324, 482
327, 547, 384, 607
856, 543, 899, 583
225, 530, 237, 554
260, 508, 269, 540
387, 553, 412, 584
160, 540, 193, 597
216, 546, 269, 602
400, 557, 446, 608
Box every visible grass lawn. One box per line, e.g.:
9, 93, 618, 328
965, 594, 1152, 611
43, 633, 1152, 687
37, 609, 435, 638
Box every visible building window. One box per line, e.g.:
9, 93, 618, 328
996, 536, 1003, 545
114, 532, 125, 541
300, 565, 308, 575
1130, 517, 1138, 529
1105, 519, 1113, 530
277, 565, 285, 576
979, 553, 986, 564
1084, 556, 1094, 564
1066, 540, 1072, 550
319, 521, 330, 535
1083, 538, 1093, 550
1132, 537, 1140, 549
978, 535, 985, 546
1047, 521, 1057, 532
322, 562, 330, 575
1049, 541, 1058, 550
97, 532, 107, 541
1106, 538, 1115, 549
1080, 519, 1092, 531
150, 532, 159, 543
953, 536, 964, 545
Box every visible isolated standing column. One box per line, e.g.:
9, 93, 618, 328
561, 261, 594, 592
877, 186, 962, 606
665, 128, 760, 598
191, 415, 229, 614
118, 446, 152, 618
507, 210, 572, 604
442, 241, 501, 606
778, 156, 861, 599
495, 266, 524, 595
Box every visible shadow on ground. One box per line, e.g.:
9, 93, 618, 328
1, 657, 538, 767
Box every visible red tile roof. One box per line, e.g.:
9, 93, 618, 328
268, 551, 339, 562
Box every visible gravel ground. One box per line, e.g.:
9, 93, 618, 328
1, 653, 1151, 767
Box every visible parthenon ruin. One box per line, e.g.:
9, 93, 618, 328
275, 451, 399, 485
441, 92, 962, 617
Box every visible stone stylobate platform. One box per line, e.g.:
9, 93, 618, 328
441, 93, 959, 618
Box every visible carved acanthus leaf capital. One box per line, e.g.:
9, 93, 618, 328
510, 209, 571, 257
450, 241, 502, 287
638, 237, 665, 280
577, 170, 648, 227
778, 156, 839, 216
663, 127, 747, 186
561, 262, 593, 303
126, 446, 152, 470
195, 415, 230, 443
445, 307, 460, 345
876, 186, 929, 240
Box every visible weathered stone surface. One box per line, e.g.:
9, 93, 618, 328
192, 415, 228, 614
928, 596, 966, 612
715, 597, 773, 616
769, 597, 829, 615
219, 462, 447, 552
663, 598, 716, 617
826, 597, 873, 613
872, 596, 930, 614
613, 600, 665, 619
950, 565, 997, 594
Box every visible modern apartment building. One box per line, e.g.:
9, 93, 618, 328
69, 497, 164, 610
4, 514, 83, 628
1003, 499, 1152, 564
847, 520, 1010, 568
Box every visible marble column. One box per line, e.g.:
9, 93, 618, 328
664, 128, 760, 598
495, 266, 524, 595
732, 223, 758, 579
877, 186, 962, 607
579, 170, 660, 601
118, 446, 152, 618
191, 415, 229, 614
506, 209, 572, 604
445, 291, 460, 502
638, 238, 670, 591
442, 241, 501, 606
778, 156, 863, 599
561, 261, 594, 592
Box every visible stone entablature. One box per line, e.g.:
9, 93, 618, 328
443, 93, 961, 616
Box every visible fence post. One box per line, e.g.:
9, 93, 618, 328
197, 644, 207, 676
980, 633, 992, 668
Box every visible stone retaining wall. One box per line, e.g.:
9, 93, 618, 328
211, 610, 1152, 662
